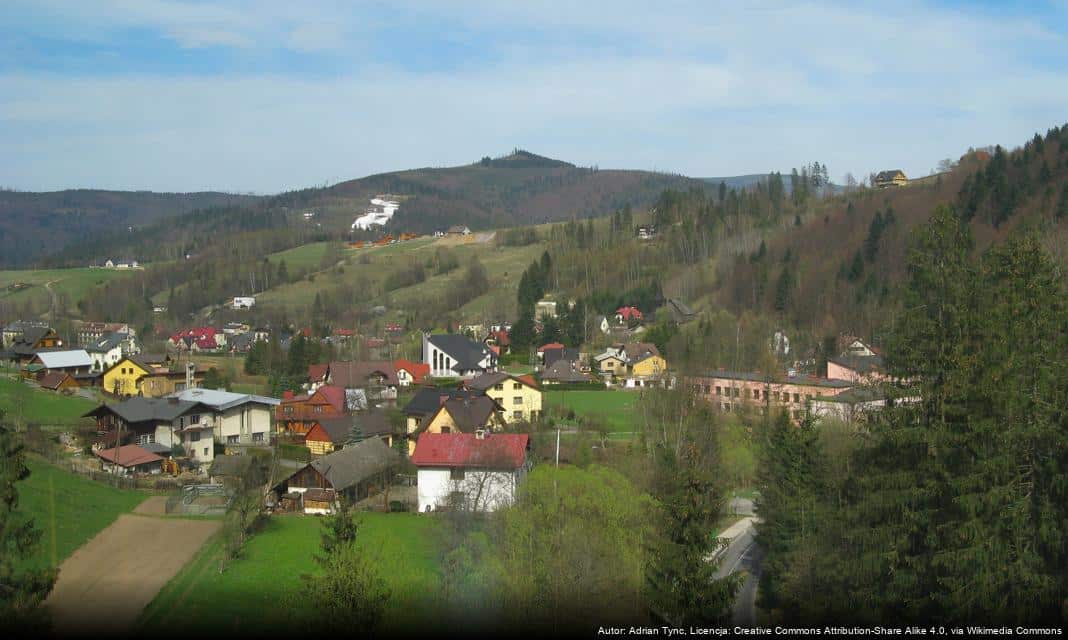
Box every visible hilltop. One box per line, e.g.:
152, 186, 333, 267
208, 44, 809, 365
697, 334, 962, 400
0, 189, 262, 269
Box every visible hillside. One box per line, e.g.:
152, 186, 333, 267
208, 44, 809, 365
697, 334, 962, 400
0, 190, 262, 268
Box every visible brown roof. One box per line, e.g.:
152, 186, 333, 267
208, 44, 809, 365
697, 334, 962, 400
327, 361, 399, 388
303, 488, 336, 503
94, 444, 163, 468
39, 371, 73, 390
417, 396, 501, 435
623, 343, 660, 361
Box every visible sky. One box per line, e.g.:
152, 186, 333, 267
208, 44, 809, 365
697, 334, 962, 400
3, 0, 1068, 194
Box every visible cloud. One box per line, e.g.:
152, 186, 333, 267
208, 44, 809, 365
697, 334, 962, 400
2, 0, 1067, 191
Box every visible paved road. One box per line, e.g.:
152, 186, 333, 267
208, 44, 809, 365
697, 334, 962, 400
711, 513, 764, 626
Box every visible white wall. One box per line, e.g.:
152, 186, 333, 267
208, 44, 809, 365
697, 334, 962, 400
417, 467, 521, 513
215, 405, 273, 444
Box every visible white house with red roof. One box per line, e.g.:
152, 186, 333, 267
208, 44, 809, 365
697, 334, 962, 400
615, 306, 644, 323
411, 432, 529, 513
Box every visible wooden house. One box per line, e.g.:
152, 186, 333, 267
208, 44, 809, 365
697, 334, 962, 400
276, 438, 399, 514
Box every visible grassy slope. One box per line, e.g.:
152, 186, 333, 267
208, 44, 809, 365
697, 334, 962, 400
265, 242, 330, 271
139, 513, 442, 633
0, 267, 137, 309
544, 390, 641, 432
0, 377, 97, 423
15, 457, 145, 571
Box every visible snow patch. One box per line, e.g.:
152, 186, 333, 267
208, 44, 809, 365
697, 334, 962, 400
351, 197, 400, 230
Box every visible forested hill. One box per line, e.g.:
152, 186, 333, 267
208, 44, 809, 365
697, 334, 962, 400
0, 189, 262, 268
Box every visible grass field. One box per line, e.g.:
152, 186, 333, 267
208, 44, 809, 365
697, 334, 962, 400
140, 512, 443, 633
544, 390, 642, 432
0, 376, 97, 424
0, 267, 137, 310
15, 457, 146, 571
266, 242, 330, 271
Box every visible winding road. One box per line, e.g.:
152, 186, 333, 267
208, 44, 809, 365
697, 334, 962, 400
714, 496, 763, 626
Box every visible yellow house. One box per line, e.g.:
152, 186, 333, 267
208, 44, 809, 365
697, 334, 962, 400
595, 353, 626, 376
466, 372, 542, 423
103, 355, 204, 398
629, 354, 668, 377
407, 396, 504, 455
874, 169, 908, 188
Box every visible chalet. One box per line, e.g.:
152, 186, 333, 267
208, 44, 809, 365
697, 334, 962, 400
411, 432, 530, 513
94, 444, 163, 476
665, 298, 695, 325
168, 388, 279, 449
85, 397, 213, 463
304, 410, 393, 455
874, 169, 908, 188
276, 385, 347, 435
103, 356, 203, 398
407, 395, 505, 455
690, 369, 854, 421
465, 372, 542, 423
447, 225, 472, 236
39, 371, 77, 392
393, 359, 430, 387
2, 320, 52, 349
422, 333, 498, 379
277, 438, 399, 514
1, 325, 64, 365
540, 359, 595, 385
402, 386, 483, 439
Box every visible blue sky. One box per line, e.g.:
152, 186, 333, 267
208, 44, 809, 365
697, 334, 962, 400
2, 0, 1068, 193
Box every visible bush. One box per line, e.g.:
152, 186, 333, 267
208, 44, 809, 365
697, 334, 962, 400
389, 500, 408, 513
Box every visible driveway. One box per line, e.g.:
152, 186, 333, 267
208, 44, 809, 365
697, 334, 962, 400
44, 501, 220, 635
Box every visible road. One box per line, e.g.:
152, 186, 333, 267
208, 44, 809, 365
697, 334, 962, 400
712, 500, 763, 626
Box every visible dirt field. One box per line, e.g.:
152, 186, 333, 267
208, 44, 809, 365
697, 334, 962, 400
44, 504, 220, 635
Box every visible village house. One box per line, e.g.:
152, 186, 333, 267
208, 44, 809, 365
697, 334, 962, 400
303, 410, 393, 455
232, 296, 255, 310
422, 333, 499, 379
103, 356, 203, 398
30, 350, 94, 377
39, 370, 78, 392
325, 361, 399, 406
465, 372, 542, 423
636, 224, 657, 240
826, 338, 889, 384
411, 432, 530, 513
535, 299, 558, 320
690, 369, 855, 421
665, 298, 696, 325
594, 342, 669, 388
447, 225, 472, 236
402, 386, 483, 440
276, 438, 399, 514
1, 325, 64, 365
168, 388, 279, 449
406, 395, 505, 455
76, 321, 134, 346
394, 359, 430, 387
85, 397, 213, 460
541, 345, 579, 369
94, 444, 163, 476
276, 385, 347, 435
615, 306, 644, 324
85, 333, 128, 373
874, 169, 908, 188
170, 327, 226, 352
540, 359, 595, 385
2, 320, 52, 349
484, 329, 511, 355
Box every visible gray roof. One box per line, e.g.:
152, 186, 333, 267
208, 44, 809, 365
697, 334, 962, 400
85, 397, 209, 423
85, 332, 125, 353
315, 410, 392, 443
403, 386, 482, 416
543, 347, 579, 368
541, 360, 593, 383
416, 396, 501, 435
36, 350, 92, 369
306, 438, 399, 491
426, 334, 496, 372
827, 353, 886, 375
697, 370, 855, 389
169, 387, 280, 410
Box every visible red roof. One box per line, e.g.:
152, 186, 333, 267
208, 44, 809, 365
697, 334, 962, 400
538, 342, 564, 353
517, 374, 538, 389
394, 359, 430, 384
170, 327, 218, 343
615, 306, 643, 321
307, 363, 329, 383
411, 433, 528, 469
334, 328, 355, 337
94, 445, 163, 468
313, 385, 347, 412
489, 329, 511, 347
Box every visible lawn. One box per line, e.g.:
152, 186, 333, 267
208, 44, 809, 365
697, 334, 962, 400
15, 456, 146, 571
0, 267, 137, 310
544, 390, 642, 433
0, 376, 97, 425
139, 512, 443, 634
266, 242, 330, 271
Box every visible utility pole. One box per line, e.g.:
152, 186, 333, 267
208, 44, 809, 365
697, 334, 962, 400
555, 427, 560, 468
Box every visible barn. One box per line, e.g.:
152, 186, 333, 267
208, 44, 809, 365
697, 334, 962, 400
275, 437, 399, 514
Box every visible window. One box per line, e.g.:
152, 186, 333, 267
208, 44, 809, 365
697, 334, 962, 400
715, 386, 722, 396
136, 433, 155, 445
252, 432, 264, 442
203, 447, 209, 456
732, 387, 740, 397
190, 414, 200, 424
753, 389, 760, 399
513, 396, 523, 405
227, 435, 239, 444
441, 426, 451, 434
285, 406, 293, 414
179, 417, 185, 428
315, 405, 323, 413
513, 410, 523, 419
190, 431, 200, 442
450, 468, 465, 481
494, 383, 504, 390
793, 393, 800, 403
513, 382, 522, 390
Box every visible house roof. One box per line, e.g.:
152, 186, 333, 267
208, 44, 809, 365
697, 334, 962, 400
541, 359, 593, 383
696, 370, 855, 389
304, 488, 336, 503
417, 396, 501, 435
328, 361, 399, 388
814, 387, 888, 405
307, 363, 329, 383
393, 359, 430, 383
543, 347, 579, 368
827, 354, 886, 376
169, 388, 280, 410
94, 444, 163, 468
426, 334, 495, 372
35, 350, 92, 369
622, 343, 660, 362
84, 397, 208, 423
301, 438, 399, 491
487, 329, 511, 347
538, 342, 565, 353
85, 332, 126, 353
39, 371, 72, 389
615, 306, 643, 320
403, 386, 483, 416
875, 170, 906, 181
411, 433, 528, 469
313, 410, 392, 443
17, 326, 53, 347
465, 372, 539, 392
